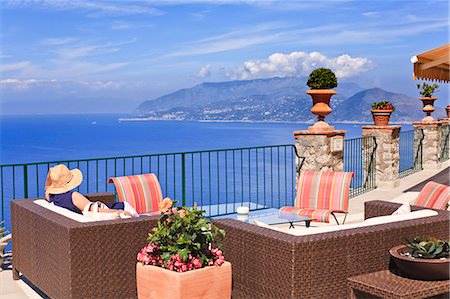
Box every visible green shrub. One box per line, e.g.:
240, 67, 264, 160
306, 68, 337, 89
417, 82, 439, 97
405, 236, 449, 259
371, 101, 396, 111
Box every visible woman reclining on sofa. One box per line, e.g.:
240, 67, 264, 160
45, 164, 137, 217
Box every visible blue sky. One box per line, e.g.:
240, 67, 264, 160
0, 0, 449, 114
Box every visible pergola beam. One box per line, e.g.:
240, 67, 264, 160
420, 55, 450, 70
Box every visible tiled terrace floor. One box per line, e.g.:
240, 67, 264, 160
1, 160, 449, 298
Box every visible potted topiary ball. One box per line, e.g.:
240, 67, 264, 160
390, 236, 449, 281
371, 101, 396, 126
306, 68, 338, 129
417, 82, 439, 122
136, 198, 231, 299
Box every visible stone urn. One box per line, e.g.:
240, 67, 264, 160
371, 109, 393, 126
137, 262, 232, 299
420, 96, 437, 122
390, 245, 449, 281
306, 89, 336, 130
446, 105, 450, 118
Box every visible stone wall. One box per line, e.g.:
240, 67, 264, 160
362, 126, 401, 188
293, 130, 345, 172
413, 122, 441, 169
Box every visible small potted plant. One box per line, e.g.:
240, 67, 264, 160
390, 236, 449, 281
136, 198, 231, 299
370, 101, 396, 126
417, 82, 439, 122
306, 68, 338, 129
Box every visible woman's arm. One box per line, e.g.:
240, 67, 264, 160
72, 192, 131, 216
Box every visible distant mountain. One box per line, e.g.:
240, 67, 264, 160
330, 88, 423, 123
137, 77, 362, 113
135, 77, 436, 123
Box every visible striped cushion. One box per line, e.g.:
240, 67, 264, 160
107, 173, 163, 214
295, 170, 354, 212
414, 181, 447, 208
432, 186, 450, 210
280, 206, 330, 223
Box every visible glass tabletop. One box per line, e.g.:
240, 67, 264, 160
214, 208, 313, 225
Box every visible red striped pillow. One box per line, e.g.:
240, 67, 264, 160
108, 173, 163, 214
414, 181, 447, 208
432, 186, 450, 210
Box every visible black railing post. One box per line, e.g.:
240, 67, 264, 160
181, 153, 186, 206
23, 165, 29, 198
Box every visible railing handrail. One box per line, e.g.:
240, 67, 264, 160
0, 144, 301, 167
344, 136, 374, 142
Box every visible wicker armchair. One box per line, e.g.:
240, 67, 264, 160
11, 193, 158, 299
214, 200, 450, 299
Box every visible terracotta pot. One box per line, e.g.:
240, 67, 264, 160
136, 261, 232, 299
306, 89, 336, 123
420, 96, 437, 121
389, 245, 450, 281
371, 109, 393, 126
446, 105, 450, 118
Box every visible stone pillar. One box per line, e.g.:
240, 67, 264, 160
293, 129, 346, 172
413, 121, 441, 169
439, 118, 449, 161
362, 126, 401, 188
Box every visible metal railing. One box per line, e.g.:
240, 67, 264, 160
440, 124, 449, 162
0, 144, 305, 227
399, 130, 421, 178
344, 136, 377, 198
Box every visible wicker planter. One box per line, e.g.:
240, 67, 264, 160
136, 261, 232, 299
420, 96, 437, 121
389, 245, 450, 281
306, 89, 336, 124
371, 109, 393, 126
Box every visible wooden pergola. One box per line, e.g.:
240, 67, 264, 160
411, 43, 449, 83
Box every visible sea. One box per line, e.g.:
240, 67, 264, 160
0, 114, 413, 234
0, 114, 384, 164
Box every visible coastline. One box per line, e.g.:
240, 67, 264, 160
118, 117, 412, 125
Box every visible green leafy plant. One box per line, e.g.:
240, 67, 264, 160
417, 82, 439, 97
306, 68, 338, 89
137, 198, 226, 272
405, 237, 449, 259
371, 101, 396, 111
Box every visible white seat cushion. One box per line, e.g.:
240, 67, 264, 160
34, 200, 95, 222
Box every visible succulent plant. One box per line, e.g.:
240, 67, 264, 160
417, 82, 439, 97
306, 68, 338, 89
405, 237, 449, 259
371, 101, 396, 111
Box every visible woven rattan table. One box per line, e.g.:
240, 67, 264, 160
348, 270, 450, 299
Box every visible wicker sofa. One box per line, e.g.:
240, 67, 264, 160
11, 193, 158, 299
214, 200, 450, 299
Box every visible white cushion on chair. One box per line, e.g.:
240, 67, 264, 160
34, 200, 96, 222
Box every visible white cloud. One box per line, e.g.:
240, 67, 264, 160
42, 37, 78, 46
227, 51, 373, 80
0, 61, 32, 72
4, 0, 163, 16
0, 78, 125, 91
196, 64, 211, 78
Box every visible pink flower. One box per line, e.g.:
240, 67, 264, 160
158, 197, 173, 213
178, 209, 187, 218
192, 258, 202, 269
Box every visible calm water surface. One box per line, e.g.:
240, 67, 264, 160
0, 114, 387, 164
